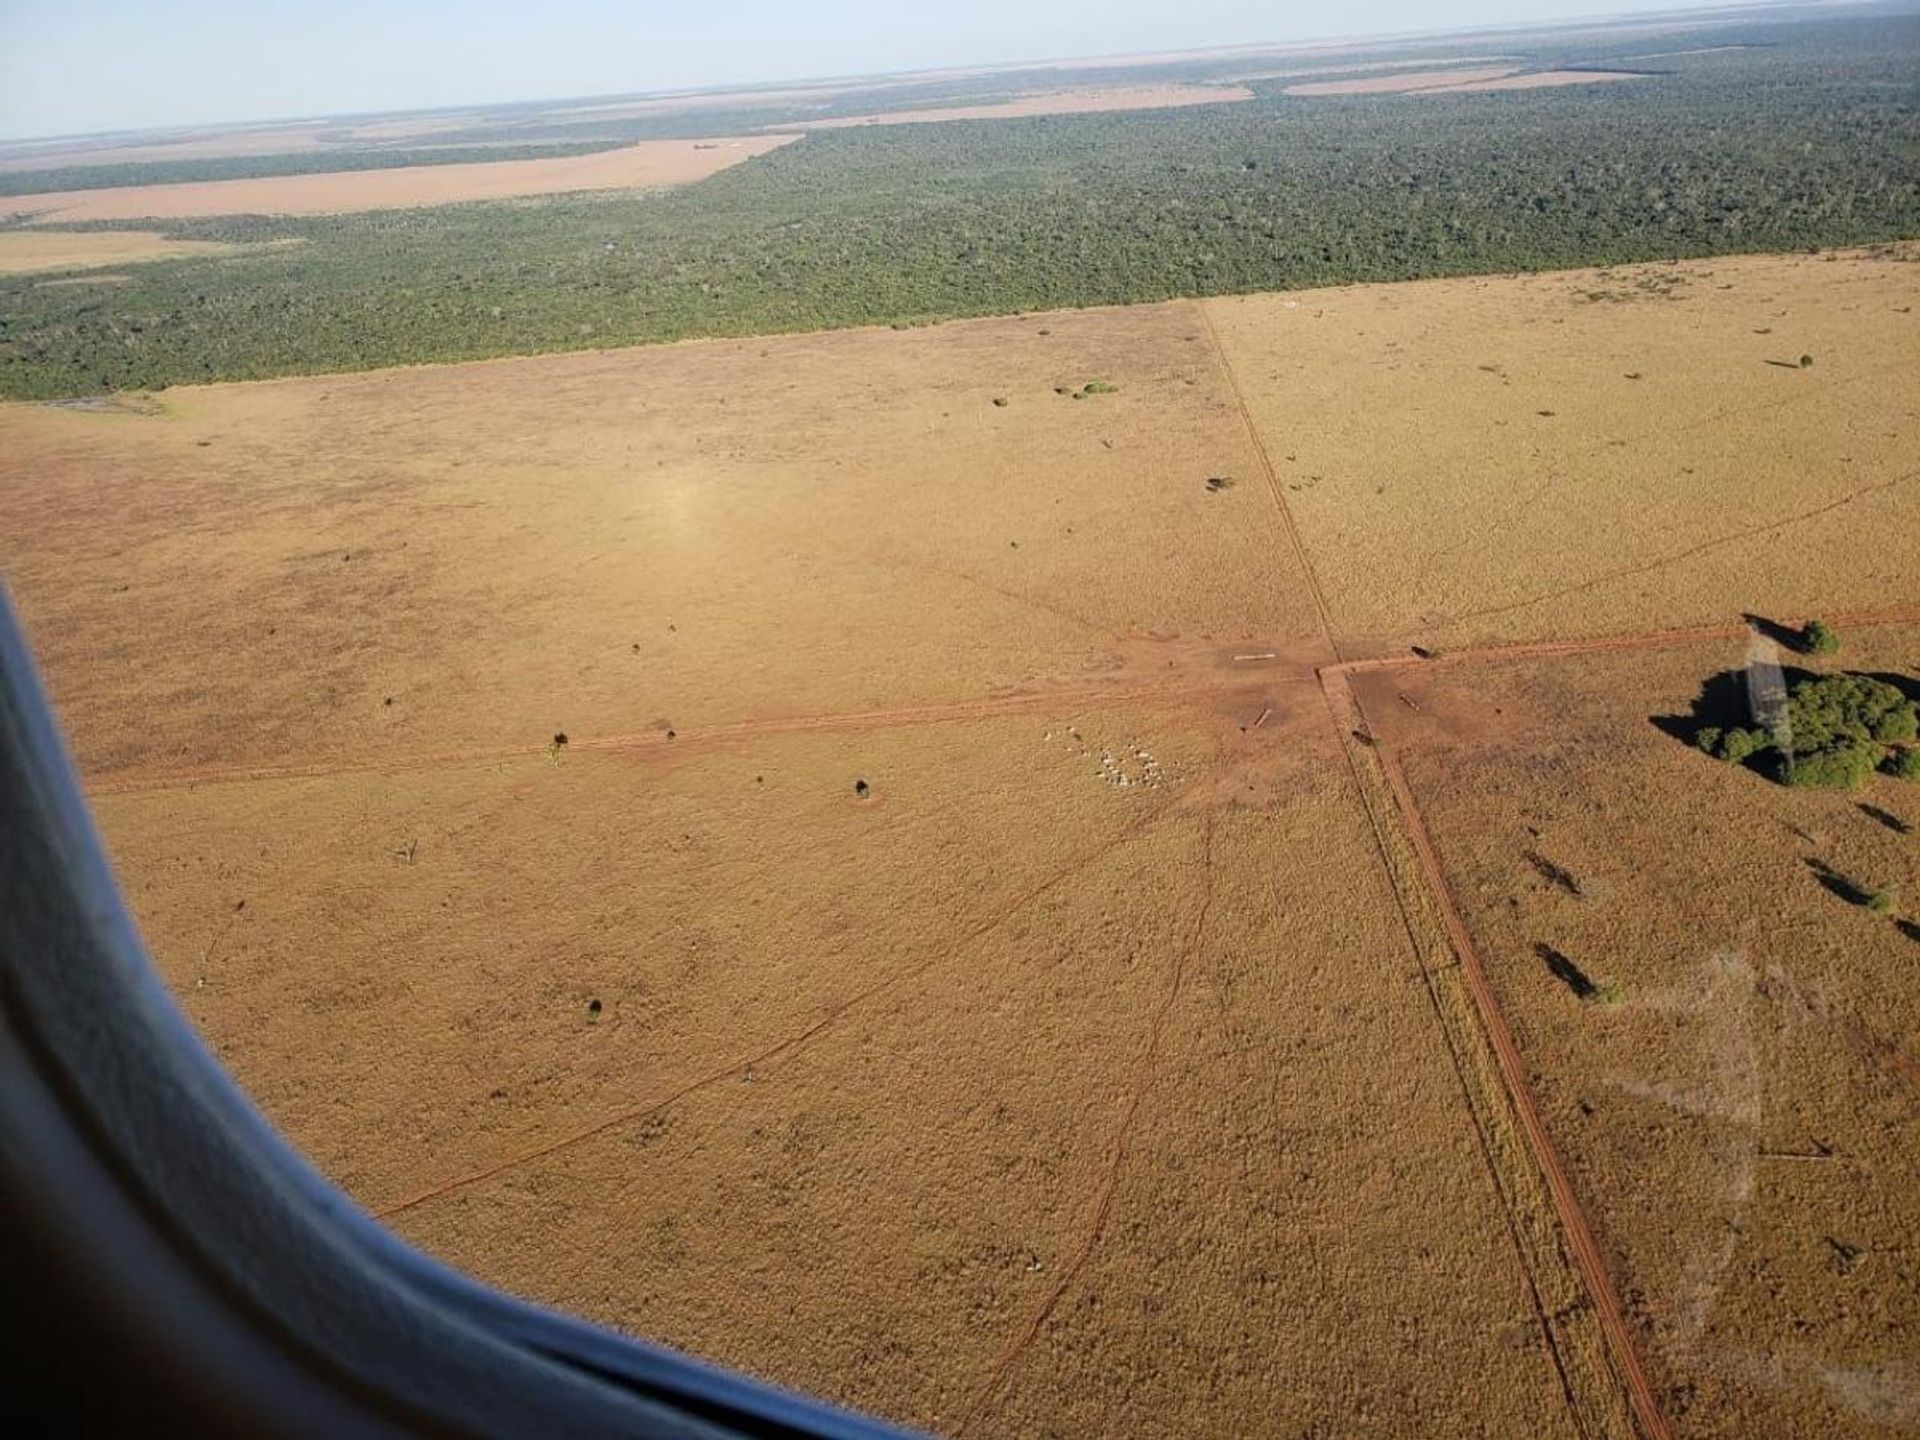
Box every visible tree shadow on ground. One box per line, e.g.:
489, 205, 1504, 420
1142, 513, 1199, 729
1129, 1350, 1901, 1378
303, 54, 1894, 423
1806, 858, 1872, 907
1898, 920, 1920, 946
1526, 851, 1583, 896
1650, 665, 1814, 781
1743, 612, 1807, 652
1859, 802, 1913, 835
1535, 941, 1596, 999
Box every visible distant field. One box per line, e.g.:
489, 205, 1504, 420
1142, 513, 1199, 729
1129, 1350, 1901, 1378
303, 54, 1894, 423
0, 136, 796, 222
1282, 66, 1523, 94
1429, 69, 1650, 92
781, 84, 1253, 128
0, 228, 239, 274
5, 248, 1914, 1436
0, 141, 631, 196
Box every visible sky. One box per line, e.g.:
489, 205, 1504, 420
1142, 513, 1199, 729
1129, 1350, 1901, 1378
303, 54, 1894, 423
0, 0, 1738, 141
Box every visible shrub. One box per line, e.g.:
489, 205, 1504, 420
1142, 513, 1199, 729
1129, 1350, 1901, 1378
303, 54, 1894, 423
1717, 727, 1771, 764
1787, 673, 1913, 751
1783, 742, 1881, 789
1885, 746, 1920, 780
1694, 726, 1723, 754
1801, 619, 1840, 654
1867, 889, 1895, 915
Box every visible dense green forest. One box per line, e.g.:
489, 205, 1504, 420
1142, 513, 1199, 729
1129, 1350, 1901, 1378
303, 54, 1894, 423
0, 141, 631, 199
1, 10, 1915, 398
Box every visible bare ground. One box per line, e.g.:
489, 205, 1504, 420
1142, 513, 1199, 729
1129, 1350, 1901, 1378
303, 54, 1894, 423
0, 136, 797, 221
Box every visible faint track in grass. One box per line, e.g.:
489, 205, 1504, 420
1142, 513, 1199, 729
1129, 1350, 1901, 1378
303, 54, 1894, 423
372, 801, 1176, 1222
956, 801, 1217, 1435
1450, 471, 1915, 625
1194, 299, 1341, 663
85, 674, 1258, 796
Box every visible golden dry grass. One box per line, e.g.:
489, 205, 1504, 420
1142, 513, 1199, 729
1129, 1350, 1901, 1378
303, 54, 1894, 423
0, 136, 797, 221
0, 303, 1322, 780
1370, 624, 1920, 1438
94, 711, 1581, 1437
1203, 249, 1920, 654
4, 252, 1913, 1436
0, 227, 238, 274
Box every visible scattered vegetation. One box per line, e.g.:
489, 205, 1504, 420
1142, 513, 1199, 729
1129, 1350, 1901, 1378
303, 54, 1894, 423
1586, 980, 1625, 1008
1867, 888, 1895, 915
1885, 746, 1920, 780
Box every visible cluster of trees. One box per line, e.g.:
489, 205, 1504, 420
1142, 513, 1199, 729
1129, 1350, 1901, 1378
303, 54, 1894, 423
1698, 670, 1920, 789
2, 10, 1916, 398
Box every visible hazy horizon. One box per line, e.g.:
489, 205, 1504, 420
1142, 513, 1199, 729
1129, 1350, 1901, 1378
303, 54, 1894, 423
0, 0, 1779, 143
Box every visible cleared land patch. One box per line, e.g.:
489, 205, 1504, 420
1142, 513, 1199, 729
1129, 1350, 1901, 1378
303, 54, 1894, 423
0, 135, 796, 221
1282, 66, 1523, 95
1364, 623, 1920, 1438
95, 707, 1596, 1437
774, 85, 1254, 129
7, 252, 1912, 1436
1203, 249, 1920, 654
0, 301, 1323, 780
0, 227, 240, 274
1422, 69, 1652, 93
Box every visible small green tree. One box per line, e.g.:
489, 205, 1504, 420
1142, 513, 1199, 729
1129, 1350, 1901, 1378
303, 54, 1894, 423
1801, 619, 1840, 655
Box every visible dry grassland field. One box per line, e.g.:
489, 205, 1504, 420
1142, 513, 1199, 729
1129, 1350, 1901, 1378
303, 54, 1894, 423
0, 135, 795, 221
2, 250, 1917, 1437
779, 85, 1255, 129
1204, 248, 1920, 653
0, 227, 240, 274
1361, 624, 1920, 1437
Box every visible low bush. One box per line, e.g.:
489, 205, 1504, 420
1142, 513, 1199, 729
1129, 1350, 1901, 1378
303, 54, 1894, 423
1801, 619, 1840, 655
1784, 742, 1881, 790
